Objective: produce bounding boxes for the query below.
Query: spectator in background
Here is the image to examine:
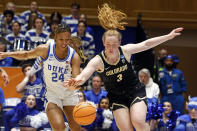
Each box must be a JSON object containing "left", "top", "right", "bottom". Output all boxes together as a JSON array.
[
  {"left": 0, "top": 10, "right": 14, "bottom": 37},
  {"left": 0, "top": 2, "right": 21, "bottom": 24},
  {"left": 157, "top": 101, "right": 180, "bottom": 131},
  {"left": 84, "top": 75, "right": 107, "bottom": 106},
  {"left": 62, "top": 2, "right": 80, "bottom": 32},
  {"left": 172, "top": 54, "right": 180, "bottom": 68},
  {"left": 175, "top": 97, "right": 197, "bottom": 131},
  {"left": 153, "top": 48, "right": 168, "bottom": 83},
  {"left": 4, "top": 94, "right": 48, "bottom": 131},
  {"left": 72, "top": 20, "right": 95, "bottom": 65},
  {"left": 139, "top": 68, "right": 160, "bottom": 99},
  {"left": 16, "top": 63, "right": 44, "bottom": 111},
  {"left": 0, "top": 41, "right": 13, "bottom": 66},
  {"left": 159, "top": 55, "right": 187, "bottom": 114},
  {"left": 158, "top": 49, "right": 168, "bottom": 69},
  {"left": 25, "top": 17, "right": 49, "bottom": 50},
  {"left": 20, "top": 1, "right": 47, "bottom": 27},
  {"left": 5, "top": 21, "right": 25, "bottom": 52},
  {"left": 72, "top": 13, "right": 94, "bottom": 36},
  {"left": 21, "top": 12, "right": 38, "bottom": 33},
  {"left": 47, "top": 11, "right": 62, "bottom": 33},
  {"left": 48, "top": 20, "right": 59, "bottom": 39},
  {"left": 84, "top": 97, "right": 119, "bottom": 131}
]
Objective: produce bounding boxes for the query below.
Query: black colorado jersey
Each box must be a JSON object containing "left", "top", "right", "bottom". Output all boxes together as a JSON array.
[{"left": 98, "top": 47, "right": 140, "bottom": 95}]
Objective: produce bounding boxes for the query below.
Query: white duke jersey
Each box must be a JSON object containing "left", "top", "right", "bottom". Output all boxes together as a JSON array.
[{"left": 42, "top": 41, "right": 75, "bottom": 99}]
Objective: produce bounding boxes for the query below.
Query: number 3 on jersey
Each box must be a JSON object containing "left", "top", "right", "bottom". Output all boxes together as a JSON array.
[
  {"left": 117, "top": 74, "right": 122, "bottom": 82},
  {"left": 52, "top": 72, "right": 64, "bottom": 82}
]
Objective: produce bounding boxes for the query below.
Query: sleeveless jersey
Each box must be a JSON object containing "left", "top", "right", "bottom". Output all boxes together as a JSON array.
[
  {"left": 98, "top": 47, "right": 140, "bottom": 95},
  {"left": 42, "top": 41, "right": 75, "bottom": 98}
]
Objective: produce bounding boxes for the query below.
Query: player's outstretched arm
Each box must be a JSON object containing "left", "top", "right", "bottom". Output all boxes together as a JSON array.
[
  {"left": 122, "top": 27, "right": 183, "bottom": 55},
  {"left": 63, "top": 56, "right": 102, "bottom": 91},
  {"left": 0, "top": 44, "right": 48, "bottom": 60}
]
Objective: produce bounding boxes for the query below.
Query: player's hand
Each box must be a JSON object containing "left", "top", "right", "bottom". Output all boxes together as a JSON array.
[
  {"left": 0, "top": 52, "right": 9, "bottom": 60},
  {"left": 63, "top": 78, "right": 81, "bottom": 92},
  {"left": 168, "top": 27, "right": 184, "bottom": 40},
  {"left": 1, "top": 71, "right": 9, "bottom": 86}
]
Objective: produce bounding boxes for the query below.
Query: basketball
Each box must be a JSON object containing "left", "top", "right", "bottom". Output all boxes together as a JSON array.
[{"left": 73, "top": 102, "right": 96, "bottom": 125}]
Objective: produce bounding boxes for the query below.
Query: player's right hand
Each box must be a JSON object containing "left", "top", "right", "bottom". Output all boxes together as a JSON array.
[{"left": 63, "top": 78, "right": 81, "bottom": 92}]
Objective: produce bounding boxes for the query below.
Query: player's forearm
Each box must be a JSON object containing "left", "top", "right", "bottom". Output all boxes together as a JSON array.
[
  {"left": 3, "top": 51, "right": 36, "bottom": 60},
  {"left": 75, "top": 70, "right": 93, "bottom": 86},
  {"left": 75, "top": 74, "right": 88, "bottom": 85},
  {"left": 16, "top": 77, "right": 29, "bottom": 93},
  {"left": 142, "top": 34, "right": 171, "bottom": 49}
]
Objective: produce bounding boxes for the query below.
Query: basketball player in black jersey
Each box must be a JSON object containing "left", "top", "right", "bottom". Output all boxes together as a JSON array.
[{"left": 64, "top": 3, "right": 183, "bottom": 131}]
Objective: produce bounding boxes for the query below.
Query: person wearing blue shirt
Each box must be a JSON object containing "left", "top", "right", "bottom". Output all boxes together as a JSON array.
[
  {"left": 72, "top": 13, "right": 94, "bottom": 36},
  {"left": 5, "top": 21, "right": 26, "bottom": 52},
  {"left": 159, "top": 55, "right": 187, "bottom": 114},
  {"left": 25, "top": 17, "right": 49, "bottom": 50},
  {"left": 0, "top": 88, "right": 5, "bottom": 111},
  {"left": 0, "top": 2, "right": 21, "bottom": 24},
  {"left": 0, "top": 10, "right": 14, "bottom": 37},
  {"left": 175, "top": 97, "right": 197, "bottom": 131},
  {"left": 84, "top": 75, "right": 107, "bottom": 105},
  {"left": 61, "top": 2, "right": 80, "bottom": 32},
  {"left": 20, "top": 1, "right": 47, "bottom": 28},
  {"left": 72, "top": 20, "right": 95, "bottom": 65},
  {"left": 16, "top": 63, "right": 44, "bottom": 111},
  {"left": 0, "top": 67, "right": 9, "bottom": 110},
  {"left": 4, "top": 94, "right": 48, "bottom": 131},
  {"left": 0, "top": 41, "right": 13, "bottom": 66}
]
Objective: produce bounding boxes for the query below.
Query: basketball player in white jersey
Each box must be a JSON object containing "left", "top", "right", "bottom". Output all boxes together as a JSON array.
[{"left": 0, "top": 24, "right": 81, "bottom": 131}]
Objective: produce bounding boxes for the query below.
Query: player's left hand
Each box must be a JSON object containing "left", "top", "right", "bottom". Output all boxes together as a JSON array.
[
  {"left": 168, "top": 27, "right": 184, "bottom": 40},
  {"left": 0, "top": 52, "right": 9, "bottom": 60}
]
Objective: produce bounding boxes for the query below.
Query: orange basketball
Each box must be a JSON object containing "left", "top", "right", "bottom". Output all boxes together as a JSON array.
[{"left": 73, "top": 102, "right": 96, "bottom": 125}]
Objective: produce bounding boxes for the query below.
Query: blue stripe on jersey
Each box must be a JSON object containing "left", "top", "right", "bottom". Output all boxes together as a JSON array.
[
  {"left": 70, "top": 49, "right": 75, "bottom": 62},
  {"left": 42, "top": 42, "right": 51, "bottom": 61},
  {"left": 28, "top": 31, "right": 36, "bottom": 36},
  {"left": 53, "top": 43, "right": 70, "bottom": 62}
]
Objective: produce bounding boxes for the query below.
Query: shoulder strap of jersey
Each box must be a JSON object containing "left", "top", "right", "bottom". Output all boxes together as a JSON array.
[
  {"left": 99, "top": 51, "right": 107, "bottom": 66},
  {"left": 67, "top": 45, "right": 75, "bottom": 62},
  {"left": 42, "top": 41, "right": 53, "bottom": 61},
  {"left": 119, "top": 47, "right": 124, "bottom": 56}
]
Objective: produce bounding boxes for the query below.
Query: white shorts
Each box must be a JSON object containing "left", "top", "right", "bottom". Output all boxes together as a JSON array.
[{"left": 45, "top": 90, "right": 79, "bottom": 111}]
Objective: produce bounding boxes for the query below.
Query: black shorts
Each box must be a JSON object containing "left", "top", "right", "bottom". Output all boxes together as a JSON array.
[{"left": 107, "top": 83, "right": 147, "bottom": 111}]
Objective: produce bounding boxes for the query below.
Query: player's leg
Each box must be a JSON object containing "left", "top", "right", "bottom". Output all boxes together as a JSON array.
[
  {"left": 113, "top": 105, "right": 133, "bottom": 131},
  {"left": 63, "top": 106, "right": 81, "bottom": 131},
  {"left": 130, "top": 101, "right": 150, "bottom": 131},
  {"left": 46, "top": 102, "right": 66, "bottom": 131}
]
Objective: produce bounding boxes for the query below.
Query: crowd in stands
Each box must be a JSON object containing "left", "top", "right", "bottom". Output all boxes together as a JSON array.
[{"left": 0, "top": 1, "right": 196, "bottom": 131}]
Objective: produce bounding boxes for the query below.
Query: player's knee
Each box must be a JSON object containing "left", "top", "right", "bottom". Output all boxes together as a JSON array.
[
  {"left": 50, "top": 120, "right": 66, "bottom": 130},
  {"left": 132, "top": 117, "right": 146, "bottom": 128}
]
